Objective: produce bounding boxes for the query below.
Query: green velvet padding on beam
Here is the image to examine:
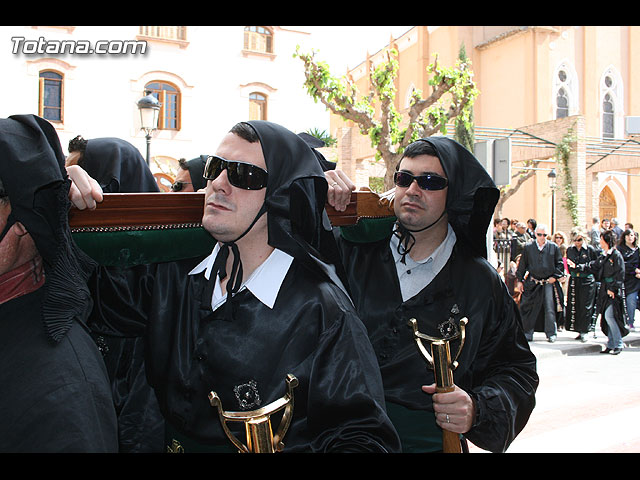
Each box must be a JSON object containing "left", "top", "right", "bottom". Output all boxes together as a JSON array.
[
  {"left": 72, "top": 227, "right": 217, "bottom": 267},
  {"left": 339, "top": 216, "right": 397, "bottom": 244}
]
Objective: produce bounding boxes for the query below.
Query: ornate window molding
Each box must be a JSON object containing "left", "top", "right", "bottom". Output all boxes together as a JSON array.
[
  {"left": 553, "top": 60, "right": 579, "bottom": 119},
  {"left": 600, "top": 66, "right": 624, "bottom": 139}
]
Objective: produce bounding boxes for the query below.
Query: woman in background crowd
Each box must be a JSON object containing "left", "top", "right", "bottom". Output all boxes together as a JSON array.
[
  {"left": 566, "top": 229, "right": 599, "bottom": 342},
  {"left": 553, "top": 231, "right": 569, "bottom": 331},
  {"left": 568, "top": 230, "right": 629, "bottom": 355},
  {"left": 618, "top": 229, "right": 640, "bottom": 331}
]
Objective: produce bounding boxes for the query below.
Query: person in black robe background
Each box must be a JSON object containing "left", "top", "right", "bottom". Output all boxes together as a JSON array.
[
  {"left": 84, "top": 121, "right": 401, "bottom": 452},
  {"left": 568, "top": 230, "right": 629, "bottom": 354},
  {"left": 172, "top": 156, "right": 208, "bottom": 192},
  {"left": 0, "top": 114, "right": 117, "bottom": 452},
  {"left": 516, "top": 224, "right": 564, "bottom": 342},
  {"left": 618, "top": 229, "right": 640, "bottom": 330},
  {"left": 66, "top": 135, "right": 160, "bottom": 193},
  {"left": 66, "top": 135, "right": 166, "bottom": 452},
  {"left": 326, "top": 137, "right": 538, "bottom": 453},
  {"left": 566, "top": 229, "right": 599, "bottom": 341}
]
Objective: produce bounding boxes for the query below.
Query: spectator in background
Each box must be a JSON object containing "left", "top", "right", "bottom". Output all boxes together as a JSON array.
[
  {"left": 510, "top": 222, "right": 531, "bottom": 262},
  {"left": 611, "top": 218, "right": 624, "bottom": 240},
  {"left": 590, "top": 216, "right": 601, "bottom": 250},
  {"left": 526, "top": 218, "right": 537, "bottom": 239},
  {"left": 601, "top": 218, "right": 611, "bottom": 233},
  {"left": 500, "top": 218, "right": 512, "bottom": 239},
  {"left": 509, "top": 218, "right": 518, "bottom": 236}
]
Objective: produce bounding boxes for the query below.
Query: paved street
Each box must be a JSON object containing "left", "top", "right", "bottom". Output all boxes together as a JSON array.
[{"left": 468, "top": 327, "right": 640, "bottom": 453}]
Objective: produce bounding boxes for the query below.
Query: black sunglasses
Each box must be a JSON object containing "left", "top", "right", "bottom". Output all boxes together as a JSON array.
[
  {"left": 536, "top": 233, "right": 547, "bottom": 237},
  {"left": 393, "top": 171, "right": 448, "bottom": 191},
  {"left": 203, "top": 155, "right": 268, "bottom": 190},
  {"left": 170, "top": 181, "right": 191, "bottom": 192}
]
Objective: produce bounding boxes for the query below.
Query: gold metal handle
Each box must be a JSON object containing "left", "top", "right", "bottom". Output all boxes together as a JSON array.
[
  {"left": 408, "top": 317, "right": 468, "bottom": 453},
  {"left": 208, "top": 374, "right": 298, "bottom": 453}
]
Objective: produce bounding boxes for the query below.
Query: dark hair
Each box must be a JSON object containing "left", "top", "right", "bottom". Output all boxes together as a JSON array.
[
  {"left": 230, "top": 122, "right": 260, "bottom": 143},
  {"left": 397, "top": 140, "right": 439, "bottom": 170},
  {"left": 178, "top": 158, "right": 188, "bottom": 171},
  {"left": 601, "top": 229, "right": 617, "bottom": 249},
  {"left": 68, "top": 135, "right": 88, "bottom": 153},
  {"left": 620, "top": 229, "right": 637, "bottom": 248},
  {"left": 527, "top": 218, "right": 537, "bottom": 229}
]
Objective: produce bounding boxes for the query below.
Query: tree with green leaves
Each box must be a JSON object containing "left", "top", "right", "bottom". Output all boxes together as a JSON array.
[
  {"left": 453, "top": 44, "right": 475, "bottom": 152},
  {"left": 294, "top": 46, "right": 478, "bottom": 189}
]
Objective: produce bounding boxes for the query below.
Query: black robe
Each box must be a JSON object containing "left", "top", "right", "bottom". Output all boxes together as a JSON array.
[
  {"left": 88, "top": 256, "right": 401, "bottom": 452},
  {"left": 516, "top": 241, "right": 564, "bottom": 334},
  {"left": 336, "top": 231, "right": 538, "bottom": 453},
  {"left": 577, "top": 249, "right": 629, "bottom": 339},
  {"left": 618, "top": 244, "right": 640, "bottom": 295},
  {"left": 78, "top": 137, "right": 164, "bottom": 452},
  {"left": 81, "top": 137, "right": 160, "bottom": 193},
  {"left": 566, "top": 244, "right": 599, "bottom": 334},
  {"left": 0, "top": 287, "right": 118, "bottom": 452},
  {"left": 0, "top": 114, "right": 118, "bottom": 452}
]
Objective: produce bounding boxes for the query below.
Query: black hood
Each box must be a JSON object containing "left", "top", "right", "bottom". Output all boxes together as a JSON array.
[
  {"left": 82, "top": 137, "right": 159, "bottom": 193},
  {"left": 184, "top": 155, "right": 208, "bottom": 191},
  {"left": 0, "top": 114, "right": 97, "bottom": 342},
  {"left": 244, "top": 121, "right": 342, "bottom": 273},
  {"left": 207, "top": 121, "right": 347, "bottom": 319},
  {"left": 297, "top": 132, "right": 336, "bottom": 171},
  {"left": 416, "top": 136, "right": 499, "bottom": 259}
]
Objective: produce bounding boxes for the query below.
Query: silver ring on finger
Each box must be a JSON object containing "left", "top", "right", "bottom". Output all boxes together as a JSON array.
[{"left": 445, "top": 414, "right": 450, "bottom": 423}]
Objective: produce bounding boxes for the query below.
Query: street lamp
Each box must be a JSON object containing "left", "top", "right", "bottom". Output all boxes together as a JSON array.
[
  {"left": 548, "top": 168, "right": 557, "bottom": 233},
  {"left": 137, "top": 90, "right": 161, "bottom": 165}
]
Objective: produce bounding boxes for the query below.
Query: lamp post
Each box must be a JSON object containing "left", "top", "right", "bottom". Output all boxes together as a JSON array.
[
  {"left": 137, "top": 90, "right": 161, "bottom": 165},
  {"left": 548, "top": 168, "right": 557, "bottom": 233}
]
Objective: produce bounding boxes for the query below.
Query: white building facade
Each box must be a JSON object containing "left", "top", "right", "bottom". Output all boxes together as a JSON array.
[{"left": 1, "top": 26, "right": 328, "bottom": 178}]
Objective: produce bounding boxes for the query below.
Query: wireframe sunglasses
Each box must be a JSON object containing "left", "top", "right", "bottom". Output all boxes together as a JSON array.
[
  {"left": 393, "top": 171, "right": 448, "bottom": 191},
  {"left": 203, "top": 155, "right": 268, "bottom": 190}
]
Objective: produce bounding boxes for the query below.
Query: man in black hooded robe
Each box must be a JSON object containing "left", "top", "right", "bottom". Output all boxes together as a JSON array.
[
  {"left": 86, "top": 121, "right": 401, "bottom": 452},
  {"left": 516, "top": 223, "right": 564, "bottom": 342},
  {"left": 172, "top": 156, "right": 208, "bottom": 192},
  {"left": 327, "top": 137, "right": 538, "bottom": 453},
  {"left": 0, "top": 114, "right": 118, "bottom": 452},
  {"left": 67, "top": 134, "right": 166, "bottom": 453},
  {"left": 67, "top": 135, "right": 160, "bottom": 193}
]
